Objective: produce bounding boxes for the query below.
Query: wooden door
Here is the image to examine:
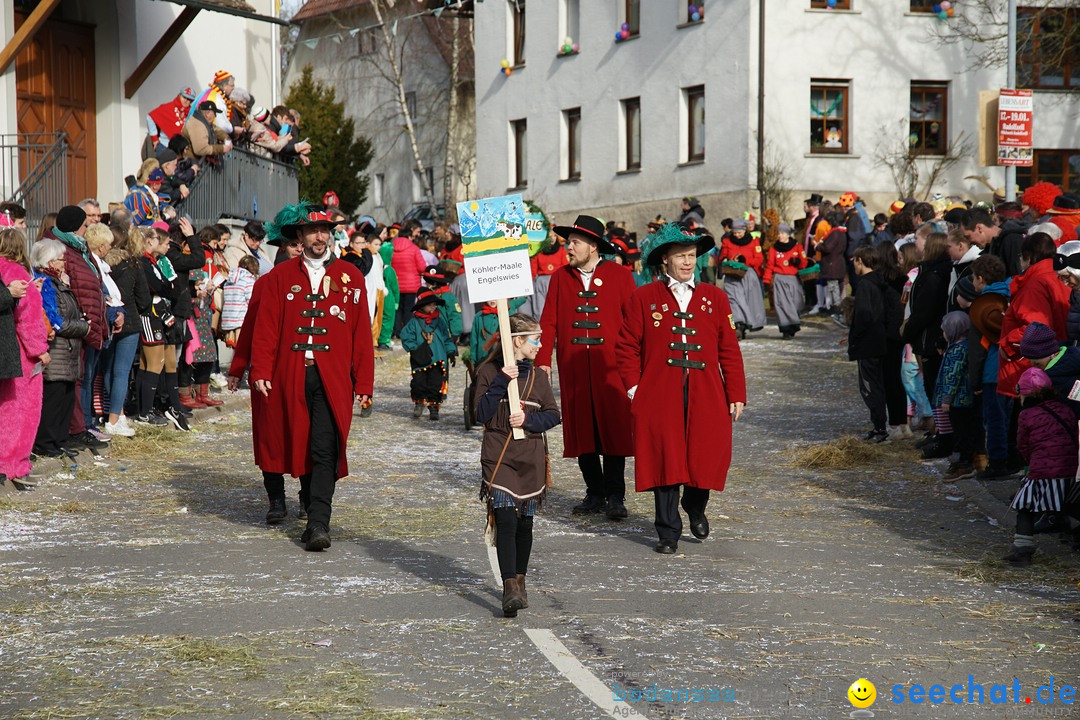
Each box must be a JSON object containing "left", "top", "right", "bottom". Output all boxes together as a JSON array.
[{"left": 15, "top": 13, "right": 96, "bottom": 202}]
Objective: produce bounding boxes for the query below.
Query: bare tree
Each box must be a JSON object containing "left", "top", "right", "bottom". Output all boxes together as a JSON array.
[
  {"left": 931, "top": 0, "right": 1079, "bottom": 76},
  {"left": 874, "top": 120, "right": 975, "bottom": 200},
  {"left": 758, "top": 140, "right": 796, "bottom": 222},
  {"left": 370, "top": 0, "right": 438, "bottom": 216}
]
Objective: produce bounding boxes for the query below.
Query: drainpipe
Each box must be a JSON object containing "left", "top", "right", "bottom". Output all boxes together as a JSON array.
[{"left": 756, "top": 0, "right": 766, "bottom": 212}]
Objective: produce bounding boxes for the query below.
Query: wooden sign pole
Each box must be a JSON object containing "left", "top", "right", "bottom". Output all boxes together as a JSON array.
[{"left": 496, "top": 297, "right": 525, "bottom": 440}]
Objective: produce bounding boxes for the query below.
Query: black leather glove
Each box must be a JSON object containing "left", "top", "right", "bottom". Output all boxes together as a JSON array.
[
  {"left": 734, "top": 255, "right": 746, "bottom": 264},
  {"left": 790, "top": 257, "right": 802, "bottom": 269},
  {"left": 449, "top": 353, "right": 457, "bottom": 368}
]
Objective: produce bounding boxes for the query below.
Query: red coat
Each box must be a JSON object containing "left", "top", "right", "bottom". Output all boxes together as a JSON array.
[
  {"left": 391, "top": 237, "right": 427, "bottom": 294},
  {"left": 761, "top": 242, "right": 808, "bottom": 284},
  {"left": 148, "top": 97, "right": 189, "bottom": 143},
  {"left": 616, "top": 280, "right": 747, "bottom": 492},
  {"left": 531, "top": 246, "right": 569, "bottom": 277},
  {"left": 536, "top": 260, "right": 636, "bottom": 458},
  {"left": 719, "top": 236, "right": 764, "bottom": 276},
  {"left": 997, "top": 258, "right": 1071, "bottom": 397},
  {"left": 249, "top": 256, "right": 375, "bottom": 478},
  {"left": 228, "top": 277, "right": 273, "bottom": 469}
]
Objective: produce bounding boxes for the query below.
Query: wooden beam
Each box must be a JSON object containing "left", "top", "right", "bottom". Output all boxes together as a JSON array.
[
  {"left": 124, "top": 7, "right": 200, "bottom": 99},
  {"left": 0, "top": 0, "right": 62, "bottom": 76}
]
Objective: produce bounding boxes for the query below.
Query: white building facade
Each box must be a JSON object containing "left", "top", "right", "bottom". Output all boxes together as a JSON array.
[
  {"left": 0, "top": 0, "right": 280, "bottom": 209},
  {"left": 474, "top": 0, "right": 1080, "bottom": 228},
  {"left": 287, "top": 0, "right": 476, "bottom": 224}
]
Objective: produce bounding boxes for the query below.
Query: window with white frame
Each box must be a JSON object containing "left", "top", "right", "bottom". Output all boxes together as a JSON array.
[
  {"left": 510, "top": 118, "right": 528, "bottom": 188},
  {"left": 558, "top": 0, "right": 580, "bottom": 52},
  {"left": 680, "top": 85, "right": 705, "bottom": 163},
  {"left": 620, "top": 97, "right": 641, "bottom": 171},
  {"left": 909, "top": 81, "right": 948, "bottom": 154},
  {"left": 508, "top": 0, "right": 526, "bottom": 67},
  {"left": 562, "top": 108, "right": 582, "bottom": 180},
  {"left": 618, "top": 0, "right": 640, "bottom": 37},
  {"left": 373, "top": 173, "right": 385, "bottom": 207}
]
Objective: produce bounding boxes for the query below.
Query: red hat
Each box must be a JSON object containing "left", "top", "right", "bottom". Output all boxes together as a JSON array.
[
  {"left": 322, "top": 190, "right": 340, "bottom": 207},
  {"left": 212, "top": 70, "right": 233, "bottom": 85}
]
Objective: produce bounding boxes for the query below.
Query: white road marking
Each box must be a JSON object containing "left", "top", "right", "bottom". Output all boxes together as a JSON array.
[
  {"left": 484, "top": 528, "right": 648, "bottom": 717},
  {"left": 525, "top": 628, "right": 650, "bottom": 719}
]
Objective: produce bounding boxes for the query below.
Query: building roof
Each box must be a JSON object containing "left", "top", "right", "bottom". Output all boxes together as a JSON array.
[
  {"left": 292, "top": 0, "right": 474, "bottom": 22},
  {"left": 163, "top": 0, "right": 290, "bottom": 26},
  {"left": 291, "top": 0, "right": 367, "bottom": 22}
]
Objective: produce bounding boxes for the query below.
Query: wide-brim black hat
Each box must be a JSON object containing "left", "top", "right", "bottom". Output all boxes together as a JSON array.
[
  {"left": 412, "top": 289, "right": 445, "bottom": 311},
  {"left": 553, "top": 214, "right": 617, "bottom": 254}
]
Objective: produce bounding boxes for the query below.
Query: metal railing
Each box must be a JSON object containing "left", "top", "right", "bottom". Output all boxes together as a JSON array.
[
  {"left": 0, "top": 132, "right": 68, "bottom": 241},
  {"left": 174, "top": 145, "right": 299, "bottom": 228}
]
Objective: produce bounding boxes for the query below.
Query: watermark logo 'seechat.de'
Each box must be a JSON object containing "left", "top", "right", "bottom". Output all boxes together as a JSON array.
[{"left": 845, "top": 676, "right": 1079, "bottom": 717}]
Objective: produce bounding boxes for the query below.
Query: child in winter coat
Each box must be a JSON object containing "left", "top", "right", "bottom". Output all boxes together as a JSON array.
[
  {"left": 933, "top": 311, "right": 975, "bottom": 478},
  {"left": 400, "top": 288, "right": 456, "bottom": 420},
  {"left": 220, "top": 255, "right": 260, "bottom": 343},
  {"left": 469, "top": 297, "right": 527, "bottom": 365},
  {"left": 965, "top": 255, "right": 1012, "bottom": 479},
  {"left": 1005, "top": 367, "right": 1079, "bottom": 566},
  {"left": 474, "top": 313, "right": 561, "bottom": 617}
]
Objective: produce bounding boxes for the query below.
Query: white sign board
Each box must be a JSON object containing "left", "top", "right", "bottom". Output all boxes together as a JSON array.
[{"left": 463, "top": 249, "right": 533, "bottom": 305}]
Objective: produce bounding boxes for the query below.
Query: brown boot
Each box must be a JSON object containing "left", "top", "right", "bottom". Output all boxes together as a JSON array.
[
  {"left": 502, "top": 577, "right": 524, "bottom": 617},
  {"left": 197, "top": 383, "right": 224, "bottom": 407},
  {"left": 516, "top": 573, "right": 528, "bottom": 608},
  {"left": 178, "top": 386, "right": 206, "bottom": 409}
]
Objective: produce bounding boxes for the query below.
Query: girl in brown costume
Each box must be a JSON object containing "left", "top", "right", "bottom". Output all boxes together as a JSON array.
[{"left": 474, "top": 313, "right": 561, "bottom": 617}]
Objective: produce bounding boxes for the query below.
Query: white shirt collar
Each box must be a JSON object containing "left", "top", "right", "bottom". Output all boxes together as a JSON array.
[
  {"left": 666, "top": 274, "right": 696, "bottom": 290},
  {"left": 303, "top": 249, "right": 332, "bottom": 271}
]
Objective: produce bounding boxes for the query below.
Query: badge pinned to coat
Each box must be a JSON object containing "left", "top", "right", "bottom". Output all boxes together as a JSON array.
[{"left": 290, "top": 284, "right": 302, "bottom": 293}]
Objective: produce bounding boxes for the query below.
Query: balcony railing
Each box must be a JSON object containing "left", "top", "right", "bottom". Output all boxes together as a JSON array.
[
  {"left": 174, "top": 145, "right": 299, "bottom": 228},
  {"left": 0, "top": 131, "right": 68, "bottom": 242}
]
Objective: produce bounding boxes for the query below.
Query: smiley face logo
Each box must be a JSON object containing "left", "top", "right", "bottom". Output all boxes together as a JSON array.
[{"left": 847, "top": 679, "right": 876, "bottom": 709}]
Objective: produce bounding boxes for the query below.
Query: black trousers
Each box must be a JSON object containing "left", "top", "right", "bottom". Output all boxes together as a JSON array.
[
  {"left": 263, "top": 470, "right": 285, "bottom": 499},
  {"left": 883, "top": 342, "right": 907, "bottom": 426},
  {"left": 37, "top": 380, "right": 75, "bottom": 450},
  {"left": 653, "top": 485, "right": 710, "bottom": 543},
  {"left": 948, "top": 406, "right": 978, "bottom": 464},
  {"left": 394, "top": 293, "right": 416, "bottom": 336},
  {"left": 300, "top": 364, "right": 340, "bottom": 530},
  {"left": 578, "top": 453, "right": 626, "bottom": 501},
  {"left": 493, "top": 507, "right": 534, "bottom": 580},
  {"left": 857, "top": 356, "right": 888, "bottom": 432}
]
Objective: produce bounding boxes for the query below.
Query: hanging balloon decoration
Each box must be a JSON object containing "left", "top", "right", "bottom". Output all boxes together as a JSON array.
[
  {"left": 688, "top": 3, "right": 704, "bottom": 22},
  {"left": 932, "top": 1, "right": 956, "bottom": 20},
  {"left": 559, "top": 35, "right": 578, "bottom": 56},
  {"left": 826, "top": 0, "right": 837, "bottom": 8},
  {"left": 500, "top": 58, "right": 512, "bottom": 77},
  {"left": 615, "top": 22, "right": 631, "bottom": 42}
]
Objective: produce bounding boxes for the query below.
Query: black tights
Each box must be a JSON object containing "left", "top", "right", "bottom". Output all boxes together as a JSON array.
[{"left": 494, "top": 507, "right": 534, "bottom": 581}]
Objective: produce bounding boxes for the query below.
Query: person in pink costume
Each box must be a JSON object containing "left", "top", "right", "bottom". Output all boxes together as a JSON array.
[{"left": 0, "top": 239, "right": 50, "bottom": 484}]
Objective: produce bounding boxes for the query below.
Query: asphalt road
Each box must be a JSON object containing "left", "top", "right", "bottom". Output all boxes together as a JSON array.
[{"left": 2, "top": 317, "right": 1078, "bottom": 720}]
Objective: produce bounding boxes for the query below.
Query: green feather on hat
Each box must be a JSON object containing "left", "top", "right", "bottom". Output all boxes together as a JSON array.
[{"left": 266, "top": 200, "right": 314, "bottom": 246}]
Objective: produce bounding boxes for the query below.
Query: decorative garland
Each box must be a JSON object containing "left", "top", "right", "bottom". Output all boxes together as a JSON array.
[{"left": 810, "top": 92, "right": 844, "bottom": 118}]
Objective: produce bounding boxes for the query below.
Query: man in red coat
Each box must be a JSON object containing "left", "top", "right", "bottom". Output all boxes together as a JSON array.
[
  {"left": 227, "top": 232, "right": 304, "bottom": 524},
  {"left": 249, "top": 204, "right": 375, "bottom": 551},
  {"left": 616, "top": 223, "right": 747, "bottom": 554},
  {"left": 537, "top": 215, "right": 636, "bottom": 520}
]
